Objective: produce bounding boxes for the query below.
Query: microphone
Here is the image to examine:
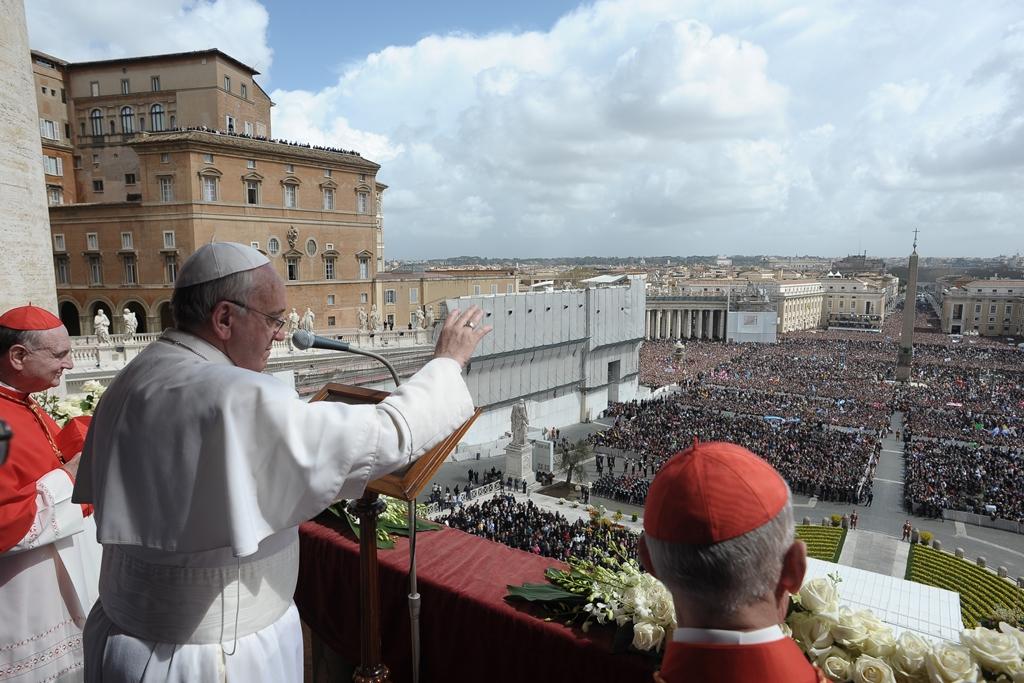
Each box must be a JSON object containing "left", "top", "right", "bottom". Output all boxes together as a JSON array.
[
  {"left": 291, "top": 330, "right": 400, "bottom": 387},
  {"left": 292, "top": 329, "right": 350, "bottom": 352}
]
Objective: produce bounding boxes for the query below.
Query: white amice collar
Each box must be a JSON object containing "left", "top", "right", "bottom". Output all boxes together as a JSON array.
[{"left": 673, "top": 624, "right": 785, "bottom": 646}]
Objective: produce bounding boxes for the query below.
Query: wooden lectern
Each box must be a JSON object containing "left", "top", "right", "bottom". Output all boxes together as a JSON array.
[{"left": 310, "top": 383, "right": 481, "bottom": 683}]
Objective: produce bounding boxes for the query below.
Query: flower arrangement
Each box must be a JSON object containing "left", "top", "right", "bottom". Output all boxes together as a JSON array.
[
  {"left": 790, "top": 576, "right": 1024, "bottom": 682},
  {"left": 33, "top": 380, "right": 106, "bottom": 426},
  {"left": 327, "top": 496, "right": 438, "bottom": 549}
]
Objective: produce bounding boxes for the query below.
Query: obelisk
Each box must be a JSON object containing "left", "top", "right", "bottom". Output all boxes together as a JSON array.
[
  {"left": 0, "top": 0, "right": 58, "bottom": 312},
  {"left": 896, "top": 230, "right": 919, "bottom": 382}
]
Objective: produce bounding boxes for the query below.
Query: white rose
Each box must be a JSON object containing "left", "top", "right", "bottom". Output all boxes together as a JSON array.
[
  {"left": 1000, "top": 623, "right": 1024, "bottom": 654},
  {"left": 815, "top": 646, "right": 853, "bottom": 682},
  {"left": 631, "top": 621, "right": 665, "bottom": 652},
  {"left": 960, "top": 626, "right": 1023, "bottom": 675},
  {"left": 852, "top": 654, "right": 896, "bottom": 683},
  {"left": 861, "top": 626, "right": 897, "bottom": 659},
  {"left": 925, "top": 643, "right": 982, "bottom": 683},
  {"left": 889, "top": 631, "right": 929, "bottom": 682},
  {"left": 800, "top": 578, "right": 840, "bottom": 615},
  {"left": 792, "top": 612, "right": 836, "bottom": 659},
  {"left": 831, "top": 608, "right": 870, "bottom": 650}
]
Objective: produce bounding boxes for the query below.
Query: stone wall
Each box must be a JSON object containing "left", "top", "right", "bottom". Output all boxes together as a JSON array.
[{"left": 0, "top": 0, "right": 58, "bottom": 312}]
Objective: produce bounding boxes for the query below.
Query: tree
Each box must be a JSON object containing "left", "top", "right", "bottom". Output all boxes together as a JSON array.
[{"left": 556, "top": 439, "right": 591, "bottom": 491}]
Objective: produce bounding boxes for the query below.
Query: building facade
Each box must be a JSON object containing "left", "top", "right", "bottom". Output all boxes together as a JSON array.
[
  {"left": 374, "top": 269, "right": 518, "bottom": 330},
  {"left": 940, "top": 279, "right": 1024, "bottom": 336}
]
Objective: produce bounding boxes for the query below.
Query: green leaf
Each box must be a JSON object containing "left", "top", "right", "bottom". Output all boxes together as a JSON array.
[{"left": 506, "top": 582, "right": 587, "bottom": 603}]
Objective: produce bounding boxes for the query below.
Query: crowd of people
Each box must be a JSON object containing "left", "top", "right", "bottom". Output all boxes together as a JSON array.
[{"left": 436, "top": 494, "right": 639, "bottom": 562}]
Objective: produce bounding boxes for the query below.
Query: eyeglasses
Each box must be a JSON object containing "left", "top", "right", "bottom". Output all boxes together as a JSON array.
[{"left": 226, "top": 300, "right": 286, "bottom": 335}]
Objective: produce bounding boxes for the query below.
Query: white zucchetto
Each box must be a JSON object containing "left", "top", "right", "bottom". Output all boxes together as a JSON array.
[{"left": 175, "top": 242, "right": 270, "bottom": 288}]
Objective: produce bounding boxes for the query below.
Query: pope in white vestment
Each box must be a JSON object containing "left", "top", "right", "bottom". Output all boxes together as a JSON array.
[{"left": 74, "top": 328, "right": 475, "bottom": 682}]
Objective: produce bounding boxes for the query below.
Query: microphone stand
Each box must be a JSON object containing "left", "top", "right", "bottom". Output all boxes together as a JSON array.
[{"left": 298, "top": 333, "right": 420, "bottom": 683}]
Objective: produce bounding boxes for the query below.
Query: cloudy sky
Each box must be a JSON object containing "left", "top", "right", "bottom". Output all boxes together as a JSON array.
[{"left": 27, "top": 0, "right": 1024, "bottom": 259}]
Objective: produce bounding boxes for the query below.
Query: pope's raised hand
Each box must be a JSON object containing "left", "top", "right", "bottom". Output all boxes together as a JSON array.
[{"left": 433, "top": 306, "right": 492, "bottom": 368}]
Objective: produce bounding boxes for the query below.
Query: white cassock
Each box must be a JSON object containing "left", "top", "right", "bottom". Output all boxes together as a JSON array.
[
  {"left": 74, "top": 329, "right": 475, "bottom": 682},
  {"left": 0, "top": 471, "right": 101, "bottom": 682}
]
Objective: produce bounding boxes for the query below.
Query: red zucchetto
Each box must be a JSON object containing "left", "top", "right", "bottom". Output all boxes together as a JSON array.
[
  {"left": 0, "top": 305, "right": 62, "bottom": 331},
  {"left": 644, "top": 441, "right": 789, "bottom": 544}
]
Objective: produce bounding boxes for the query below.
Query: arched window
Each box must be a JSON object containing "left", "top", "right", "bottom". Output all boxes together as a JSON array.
[
  {"left": 90, "top": 108, "right": 103, "bottom": 136},
  {"left": 150, "top": 104, "right": 164, "bottom": 132},
  {"left": 267, "top": 237, "right": 280, "bottom": 254},
  {"left": 120, "top": 106, "right": 134, "bottom": 133}
]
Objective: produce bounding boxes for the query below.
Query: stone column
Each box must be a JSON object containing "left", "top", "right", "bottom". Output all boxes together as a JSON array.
[
  {"left": 645, "top": 310, "right": 652, "bottom": 339},
  {"left": 655, "top": 310, "right": 663, "bottom": 339},
  {"left": 684, "top": 309, "right": 691, "bottom": 339},
  {"left": 671, "top": 310, "right": 679, "bottom": 339},
  {"left": 0, "top": 0, "right": 58, "bottom": 313},
  {"left": 695, "top": 309, "right": 704, "bottom": 339}
]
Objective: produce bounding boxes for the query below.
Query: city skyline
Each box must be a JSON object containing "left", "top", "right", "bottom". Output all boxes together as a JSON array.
[{"left": 26, "top": 0, "right": 1024, "bottom": 259}]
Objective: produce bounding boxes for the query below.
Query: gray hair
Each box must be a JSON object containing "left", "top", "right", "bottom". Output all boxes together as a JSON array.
[
  {"left": 0, "top": 328, "right": 46, "bottom": 355},
  {"left": 645, "top": 493, "right": 795, "bottom": 615},
  {"left": 171, "top": 269, "right": 255, "bottom": 332}
]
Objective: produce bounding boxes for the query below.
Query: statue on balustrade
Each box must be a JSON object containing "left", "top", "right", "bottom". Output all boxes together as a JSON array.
[
  {"left": 412, "top": 308, "right": 425, "bottom": 330},
  {"left": 94, "top": 308, "right": 111, "bottom": 344},
  {"left": 510, "top": 399, "right": 529, "bottom": 447},
  {"left": 286, "top": 308, "right": 300, "bottom": 352},
  {"left": 357, "top": 306, "right": 368, "bottom": 332},
  {"left": 369, "top": 304, "right": 382, "bottom": 332},
  {"left": 122, "top": 309, "right": 138, "bottom": 340},
  {"left": 300, "top": 307, "right": 315, "bottom": 333},
  {"left": 424, "top": 304, "right": 435, "bottom": 330}
]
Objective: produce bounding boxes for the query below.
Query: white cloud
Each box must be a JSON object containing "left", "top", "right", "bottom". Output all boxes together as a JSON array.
[{"left": 26, "top": 0, "right": 1024, "bottom": 257}]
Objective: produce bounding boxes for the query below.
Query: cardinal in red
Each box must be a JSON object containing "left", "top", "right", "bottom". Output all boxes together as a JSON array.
[
  {"left": 0, "top": 305, "right": 100, "bottom": 682},
  {"left": 640, "top": 440, "right": 827, "bottom": 683}
]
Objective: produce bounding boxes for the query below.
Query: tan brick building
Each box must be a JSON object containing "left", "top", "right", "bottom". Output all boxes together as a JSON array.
[
  {"left": 374, "top": 270, "right": 519, "bottom": 329},
  {"left": 941, "top": 279, "right": 1024, "bottom": 336}
]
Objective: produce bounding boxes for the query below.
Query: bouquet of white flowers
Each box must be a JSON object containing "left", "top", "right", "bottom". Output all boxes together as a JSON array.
[
  {"left": 789, "top": 576, "right": 1024, "bottom": 683},
  {"left": 33, "top": 380, "right": 106, "bottom": 426}
]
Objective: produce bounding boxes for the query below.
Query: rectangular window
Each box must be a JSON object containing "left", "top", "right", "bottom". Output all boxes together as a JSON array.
[
  {"left": 384, "top": 289, "right": 396, "bottom": 304},
  {"left": 386, "top": 314, "right": 395, "bottom": 327},
  {"left": 86, "top": 233, "right": 99, "bottom": 250},
  {"left": 507, "top": 284, "right": 515, "bottom": 293},
  {"left": 284, "top": 184, "right": 296, "bottom": 208},
  {"left": 55, "top": 258, "right": 69, "bottom": 285},
  {"left": 990, "top": 304, "right": 997, "bottom": 314},
  {"left": 357, "top": 192, "right": 368, "bottom": 213},
  {"left": 250, "top": 241, "right": 260, "bottom": 250},
  {"left": 39, "top": 118, "right": 58, "bottom": 140},
  {"left": 165, "top": 254, "right": 177, "bottom": 283},
  {"left": 90, "top": 81, "right": 99, "bottom": 96},
  {"left": 120, "top": 232, "right": 133, "bottom": 249},
  {"left": 246, "top": 159, "right": 256, "bottom": 169},
  {"left": 125, "top": 173, "right": 137, "bottom": 185},
  {"left": 203, "top": 153, "right": 214, "bottom": 163},
  {"left": 975, "top": 304, "right": 982, "bottom": 313},
  {"left": 324, "top": 169, "right": 332, "bottom": 177},
  {"left": 163, "top": 231, "right": 176, "bottom": 248},
  {"left": 92, "top": 179, "right": 104, "bottom": 192},
  {"left": 409, "top": 288, "right": 419, "bottom": 304},
  {"left": 327, "top": 295, "right": 335, "bottom": 305},
  {"left": 60, "top": 88, "right": 66, "bottom": 103},
  {"left": 123, "top": 254, "right": 137, "bottom": 284},
  {"left": 151, "top": 75, "right": 160, "bottom": 91},
  {"left": 286, "top": 257, "right": 298, "bottom": 281},
  {"left": 244, "top": 121, "right": 253, "bottom": 136},
  {"left": 224, "top": 75, "right": 231, "bottom": 91},
  {"left": 225, "top": 115, "right": 235, "bottom": 133},
  {"left": 322, "top": 188, "right": 334, "bottom": 210},
  {"left": 325, "top": 243, "right": 334, "bottom": 251},
  {"left": 245, "top": 180, "right": 259, "bottom": 205},
  {"left": 161, "top": 152, "right": 170, "bottom": 163},
  {"left": 324, "top": 258, "right": 336, "bottom": 280},
  {"left": 360, "top": 293, "right": 368, "bottom": 304},
  {"left": 490, "top": 285, "right": 498, "bottom": 295},
  {"left": 327, "top": 316, "right": 336, "bottom": 326},
  {"left": 359, "top": 259, "right": 369, "bottom": 279},
  {"left": 241, "top": 83, "right": 248, "bottom": 99},
  {"left": 64, "top": 122, "right": 71, "bottom": 139},
  {"left": 43, "top": 155, "right": 63, "bottom": 175},
  {"left": 73, "top": 155, "right": 82, "bottom": 169},
  {"left": 54, "top": 234, "right": 66, "bottom": 251},
  {"left": 473, "top": 285, "right": 482, "bottom": 295},
  {"left": 285, "top": 164, "right": 294, "bottom": 173},
  {"left": 121, "top": 78, "right": 130, "bottom": 94},
  {"left": 202, "top": 176, "right": 218, "bottom": 201},
  {"left": 159, "top": 176, "right": 173, "bottom": 202},
  {"left": 1007, "top": 305, "right": 1013, "bottom": 315},
  {"left": 89, "top": 256, "right": 102, "bottom": 284}
]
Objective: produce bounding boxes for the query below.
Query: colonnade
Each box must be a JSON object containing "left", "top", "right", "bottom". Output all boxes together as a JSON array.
[{"left": 644, "top": 307, "right": 727, "bottom": 341}]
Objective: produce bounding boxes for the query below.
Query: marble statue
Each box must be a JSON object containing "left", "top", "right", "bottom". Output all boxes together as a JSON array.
[
  {"left": 424, "top": 304, "right": 435, "bottom": 330},
  {"left": 94, "top": 308, "right": 111, "bottom": 344},
  {"left": 300, "top": 307, "right": 315, "bottom": 333},
  {"left": 412, "top": 308, "right": 424, "bottom": 330},
  {"left": 122, "top": 309, "right": 138, "bottom": 340},
  {"left": 286, "top": 308, "right": 300, "bottom": 352},
  {"left": 369, "top": 304, "right": 382, "bottom": 332},
  {"left": 286, "top": 225, "right": 298, "bottom": 250},
  {"left": 357, "top": 306, "right": 368, "bottom": 332},
  {"left": 510, "top": 399, "right": 529, "bottom": 447}
]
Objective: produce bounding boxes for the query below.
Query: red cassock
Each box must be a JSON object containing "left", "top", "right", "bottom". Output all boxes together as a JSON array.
[
  {"left": 654, "top": 638, "right": 827, "bottom": 683},
  {"left": 0, "top": 385, "right": 89, "bottom": 552}
]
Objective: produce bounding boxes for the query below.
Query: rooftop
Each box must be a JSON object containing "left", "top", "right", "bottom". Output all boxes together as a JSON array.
[{"left": 65, "top": 48, "right": 261, "bottom": 76}]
